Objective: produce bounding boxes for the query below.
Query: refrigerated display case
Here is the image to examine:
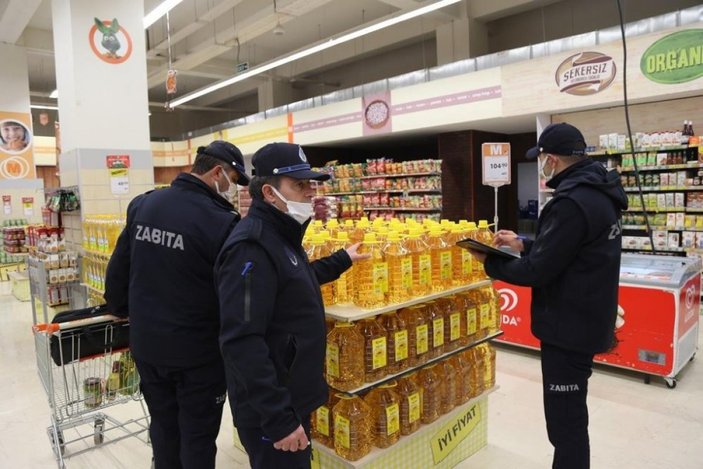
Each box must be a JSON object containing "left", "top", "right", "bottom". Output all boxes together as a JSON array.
[{"left": 494, "top": 253, "right": 700, "bottom": 388}]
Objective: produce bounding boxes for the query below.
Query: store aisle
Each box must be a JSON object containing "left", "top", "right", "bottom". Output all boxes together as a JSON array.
[{"left": 1, "top": 292, "right": 701, "bottom": 468}]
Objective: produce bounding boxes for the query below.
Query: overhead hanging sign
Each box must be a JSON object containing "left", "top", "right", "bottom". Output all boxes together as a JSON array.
[
  {"left": 555, "top": 51, "right": 616, "bottom": 95},
  {"left": 482, "top": 143, "right": 511, "bottom": 187},
  {"left": 641, "top": 29, "right": 703, "bottom": 84}
]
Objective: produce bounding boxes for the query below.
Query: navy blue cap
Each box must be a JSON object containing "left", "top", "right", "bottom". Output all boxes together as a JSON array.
[
  {"left": 526, "top": 123, "right": 587, "bottom": 159},
  {"left": 197, "top": 140, "right": 250, "bottom": 186},
  {"left": 252, "top": 143, "right": 330, "bottom": 181}
]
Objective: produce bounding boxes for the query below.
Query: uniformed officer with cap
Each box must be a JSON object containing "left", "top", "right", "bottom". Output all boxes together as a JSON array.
[
  {"left": 105, "top": 140, "right": 249, "bottom": 469},
  {"left": 215, "top": 142, "right": 368, "bottom": 469}
]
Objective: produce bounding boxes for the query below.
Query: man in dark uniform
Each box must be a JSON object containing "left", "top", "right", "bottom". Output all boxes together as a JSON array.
[
  {"left": 215, "top": 142, "right": 366, "bottom": 469},
  {"left": 104, "top": 140, "right": 250, "bottom": 469},
  {"left": 469, "top": 123, "right": 627, "bottom": 469}
]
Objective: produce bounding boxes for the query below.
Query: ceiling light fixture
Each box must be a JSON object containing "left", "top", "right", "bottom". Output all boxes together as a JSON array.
[
  {"left": 273, "top": 20, "right": 286, "bottom": 36},
  {"left": 144, "top": 0, "right": 184, "bottom": 29},
  {"left": 30, "top": 104, "right": 59, "bottom": 110},
  {"left": 171, "top": 0, "right": 462, "bottom": 107}
]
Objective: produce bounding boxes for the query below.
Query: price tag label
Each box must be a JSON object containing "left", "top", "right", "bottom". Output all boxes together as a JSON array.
[{"left": 482, "top": 143, "right": 511, "bottom": 187}]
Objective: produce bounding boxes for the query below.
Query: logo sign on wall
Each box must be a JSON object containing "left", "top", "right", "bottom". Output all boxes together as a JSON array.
[
  {"left": 641, "top": 29, "right": 703, "bottom": 84},
  {"left": 362, "top": 92, "right": 392, "bottom": 136},
  {"left": 555, "top": 51, "right": 616, "bottom": 95},
  {"left": 89, "top": 18, "right": 133, "bottom": 64},
  {"left": 0, "top": 112, "right": 35, "bottom": 180}
]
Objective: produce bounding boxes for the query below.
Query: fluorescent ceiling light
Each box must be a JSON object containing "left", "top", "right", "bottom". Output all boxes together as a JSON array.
[
  {"left": 144, "top": 0, "right": 183, "bottom": 29},
  {"left": 31, "top": 104, "right": 59, "bottom": 110},
  {"left": 49, "top": 89, "right": 58, "bottom": 99},
  {"left": 171, "top": 0, "right": 462, "bottom": 107}
]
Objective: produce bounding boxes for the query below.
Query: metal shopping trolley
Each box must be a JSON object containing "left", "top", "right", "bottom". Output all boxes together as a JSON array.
[{"left": 33, "top": 312, "right": 151, "bottom": 468}]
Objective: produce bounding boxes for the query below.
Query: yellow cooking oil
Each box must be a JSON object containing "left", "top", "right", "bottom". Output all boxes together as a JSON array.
[
  {"left": 333, "top": 394, "right": 373, "bottom": 461},
  {"left": 405, "top": 229, "right": 431, "bottom": 297},
  {"left": 377, "top": 311, "right": 409, "bottom": 375},
  {"left": 333, "top": 231, "right": 354, "bottom": 305},
  {"left": 359, "top": 318, "right": 388, "bottom": 383},
  {"left": 417, "top": 365, "right": 441, "bottom": 424},
  {"left": 326, "top": 322, "right": 365, "bottom": 391},
  {"left": 428, "top": 228, "right": 452, "bottom": 292},
  {"left": 363, "top": 381, "right": 401, "bottom": 448},
  {"left": 306, "top": 233, "right": 336, "bottom": 306},
  {"left": 396, "top": 376, "right": 422, "bottom": 436},
  {"left": 438, "top": 359, "right": 457, "bottom": 415},
  {"left": 449, "top": 224, "right": 473, "bottom": 286},
  {"left": 398, "top": 304, "right": 430, "bottom": 367},
  {"left": 353, "top": 233, "right": 387, "bottom": 309},
  {"left": 312, "top": 390, "right": 340, "bottom": 447},
  {"left": 425, "top": 300, "right": 445, "bottom": 359},
  {"left": 383, "top": 231, "right": 412, "bottom": 304}
]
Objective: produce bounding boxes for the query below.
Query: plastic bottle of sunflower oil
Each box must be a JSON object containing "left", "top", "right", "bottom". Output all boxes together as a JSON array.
[
  {"left": 383, "top": 231, "right": 412, "bottom": 304},
  {"left": 353, "top": 233, "right": 387, "bottom": 308},
  {"left": 404, "top": 229, "right": 431, "bottom": 297},
  {"left": 428, "top": 227, "right": 453, "bottom": 292},
  {"left": 333, "top": 231, "right": 354, "bottom": 305},
  {"left": 306, "top": 233, "right": 336, "bottom": 306}
]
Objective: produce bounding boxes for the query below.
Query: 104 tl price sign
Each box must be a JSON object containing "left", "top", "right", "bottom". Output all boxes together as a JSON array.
[{"left": 481, "top": 143, "right": 511, "bottom": 187}]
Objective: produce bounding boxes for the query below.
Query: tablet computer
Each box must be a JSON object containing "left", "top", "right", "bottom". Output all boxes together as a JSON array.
[{"left": 456, "top": 238, "right": 521, "bottom": 259}]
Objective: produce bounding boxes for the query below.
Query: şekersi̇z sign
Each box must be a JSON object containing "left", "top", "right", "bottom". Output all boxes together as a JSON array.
[{"left": 641, "top": 29, "right": 703, "bottom": 84}]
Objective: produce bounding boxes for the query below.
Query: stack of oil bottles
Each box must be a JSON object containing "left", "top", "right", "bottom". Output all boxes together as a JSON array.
[
  {"left": 305, "top": 217, "right": 501, "bottom": 461},
  {"left": 81, "top": 215, "right": 125, "bottom": 305}
]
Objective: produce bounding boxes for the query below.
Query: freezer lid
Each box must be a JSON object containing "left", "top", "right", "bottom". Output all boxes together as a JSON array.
[{"left": 619, "top": 253, "right": 702, "bottom": 288}]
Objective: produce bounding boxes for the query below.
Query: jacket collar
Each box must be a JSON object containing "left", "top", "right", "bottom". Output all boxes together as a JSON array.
[
  {"left": 248, "top": 198, "right": 309, "bottom": 246},
  {"left": 172, "top": 173, "right": 236, "bottom": 212}
]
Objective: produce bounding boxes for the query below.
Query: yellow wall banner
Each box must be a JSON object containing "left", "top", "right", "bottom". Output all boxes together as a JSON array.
[{"left": 430, "top": 403, "right": 481, "bottom": 464}]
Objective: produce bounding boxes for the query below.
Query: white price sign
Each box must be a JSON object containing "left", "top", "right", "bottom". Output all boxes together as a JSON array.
[{"left": 482, "top": 143, "right": 511, "bottom": 187}]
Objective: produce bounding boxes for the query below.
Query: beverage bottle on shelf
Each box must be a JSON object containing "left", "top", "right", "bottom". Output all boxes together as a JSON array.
[
  {"left": 383, "top": 231, "right": 412, "bottom": 304},
  {"left": 312, "top": 390, "right": 340, "bottom": 448},
  {"left": 353, "top": 233, "right": 388, "bottom": 309},
  {"left": 428, "top": 228, "right": 453, "bottom": 292},
  {"left": 333, "top": 232, "right": 354, "bottom": 305},
  {"left": 333, "top": 394, "right": 373, "bottom": 461},
  {"left": 450, "top": 353, "right": 473, "bottom": 406},
  {"left": 426, "top": 300, "right": 446, "bottom": 359},
  {"left": 359, "top": 318, "right": 388, "bottom": 383},
  {"left": 326, "top": 322, "right": 365, "bottom": 391},
  {"left": 449, "top": 224, "right": 472, "bottom": 286},
  {"left": 396, "top": 375, "right": 422, "bottom": 436},
  {"left": 443, "top": 295, "right": 463, "bottom": 352},
  {"left": 405, "top": 229, "right": 431, "bottom": 296},
  {"left": 398, "top": 304, "right": 430, "bottom": 367},
  {"left": 106, "top": 360, "right": 121, "bottom": 400},
  {"left": 689, "top": 120, "right": 695, "bottom": 138},
  {"left": 376, "top": 311, "right": 409, "bottom": 375},
  {"left": 478, "top": 343, "right": 497, "bottom": 390},
  {"left": 417, "top": 365, "right": 441, "bottom": 424},
  {"left": 307, "top": 234, "right": 336, "bottom": 306},
  {"left": 363, "top": 382, "right": 402, "bottom": 448},
  {"left": 439, "top": 359, "right": 457, "bottom": 415}
]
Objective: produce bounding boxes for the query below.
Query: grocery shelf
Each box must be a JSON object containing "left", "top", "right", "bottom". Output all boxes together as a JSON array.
[
  {"left": 82, "top": 249, "right": 113, "bottom": 258},
  {"left": 329, "top": 331, "right": 503, "bottom": 396},
  {"left": 325, "top": 280, "right": 493, "bottom": 322},
  {"left": 590, "top": 145, "right": 693, "bottom": 157},
  {"left": 359, "top": 172, "right": 441, "bottom": 180},
  {"left": 313, "top": 385, "right": 498, "bottom": 468},
  {"left": 625, "top": 208, "right": 686, "bottom": 213},
  {"left": 362, "top": 207, "right": 441, "bottom": 212},
  {"left": 320, "top": 189, "right": 441, "bottom": 196},
  {"left": 624, "top": 186, "right": 703, "bottom": 192},
  {"left": 623, "top": 225, "right": 703, "bottom": 231},
  {"left": 620, "top": 163, "right": 703, "bottom": 172},
  {"left": 622, "top": 246, "right": 703, "bottom": 254},
  {"left": 82, "top": 283, "right": 105, "bottom": 296}
]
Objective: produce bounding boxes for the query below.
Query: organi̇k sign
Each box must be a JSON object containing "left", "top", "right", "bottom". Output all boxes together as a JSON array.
[{"left": 641, "top": 29, "right": 703, "bottom": 84}]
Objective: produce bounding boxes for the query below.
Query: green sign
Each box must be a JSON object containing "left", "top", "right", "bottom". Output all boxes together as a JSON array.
[{"left": 641, "top": 29, "right": 703, "bottom": 84}]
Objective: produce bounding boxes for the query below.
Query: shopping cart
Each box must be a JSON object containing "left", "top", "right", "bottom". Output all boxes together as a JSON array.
[{"left": 33, "top": 313, "right": 151, "bottom": 468}]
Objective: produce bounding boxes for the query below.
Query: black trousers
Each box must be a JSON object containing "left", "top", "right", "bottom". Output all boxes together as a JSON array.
[
  {"left": 238, "top": 416, "right": 312, "bottom": 469},
  {"left": 135, "top": 358, "right": 227, "bottom": 469},
  {"left": 540, "top": 342, "right": 595, "bottom": 469}
]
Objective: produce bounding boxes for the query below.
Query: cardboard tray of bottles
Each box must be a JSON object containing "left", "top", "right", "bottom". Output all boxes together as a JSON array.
[{"left": 311, "top": 387, "right": 496, "bottom": 469}]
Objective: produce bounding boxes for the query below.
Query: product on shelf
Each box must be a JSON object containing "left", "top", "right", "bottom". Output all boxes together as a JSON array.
[
  {"left": 428, "top": 228, "right": 453, "bottom": 291},
  {"left": 438, "top": 359, "right": 458, "bottom": 415},
  {"left": 359, "top": 317, "right": 388, "bottom": 383},
  {"left": 443, "top": 296, "right": 464, "bottom": 352},
  {"left": 363, "top": 382, "right": 402, "bottom": 449},
  {"left": 383, "top": 231, "right": 412, "bottom": 303},
  {"left": 312, "top": 390, "right": 340, "bottom": 448},
  {"left": 332, "top": 232, "right": 354, "bottom": 305},
  {"left": 376, "top": 311, "right": 409, "bottom": 375},
  {"left": 417, "top": 364, "right": 441, "bottom": 424},
  {"left": 405, "top": 229, "right": 432, "bottom": 296},
  {"left": 426, "top": 301, "right": 445, "bottom": 360},
  {"left": 326, "top": 322, "right": 365, "bottom": 391},
  {"left": 332, "top": 394, "right": 373, "bottom": 461},
  {"left": 395, "top": 375, "right": 422, "bottom": 436},
  {"left": 398, "top": 304, "right": 430, "bottom": 368},
  {"left": 353, "top": 233, "right": 388, "bottom": 308},
  {"left": 306, "top": 233, "right": 336, "bottom": 306},
  {"left": 82, "top": 215, "right": 125, "bottom": 255}
]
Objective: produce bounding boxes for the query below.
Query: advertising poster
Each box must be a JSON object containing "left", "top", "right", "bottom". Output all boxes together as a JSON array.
[{"left": 0, "top": 111, "right": 36, "bottom": 180}]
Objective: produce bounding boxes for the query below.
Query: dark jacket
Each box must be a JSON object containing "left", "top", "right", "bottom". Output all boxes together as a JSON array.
[
  {"left": 215, "top": 199, "right": 351, "bottom": 442},
  {"left": 104, "top": 173, "right": 240, "bottom": 367},
  {"left": 485, "top": 159, "right": 628, "bottom": 354}
]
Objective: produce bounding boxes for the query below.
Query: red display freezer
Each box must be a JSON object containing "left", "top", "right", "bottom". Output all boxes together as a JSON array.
[{"left": 494, "top": 254, "right": 701, "bottom": 388}]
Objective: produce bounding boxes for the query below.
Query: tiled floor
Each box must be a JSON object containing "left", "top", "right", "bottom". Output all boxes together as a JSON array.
[{"left": 1, "top": 291, "right": 701, "bottom": 468}]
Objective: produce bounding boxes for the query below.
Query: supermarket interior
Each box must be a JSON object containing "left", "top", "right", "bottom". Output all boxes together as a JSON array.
[{"left": 1, "top": 0, "right": 703, "bottom": 468}]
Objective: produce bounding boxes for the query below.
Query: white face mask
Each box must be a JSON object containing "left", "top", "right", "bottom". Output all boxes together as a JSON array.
[
  {"left": 214, "top": 170, "right": 236, "bottom": 203},
  {"left": 271, "top": 186, "right": 313, "bottom": 225},
  {"left": 538, "top": 155, "right": 555, "bottom": 180}
]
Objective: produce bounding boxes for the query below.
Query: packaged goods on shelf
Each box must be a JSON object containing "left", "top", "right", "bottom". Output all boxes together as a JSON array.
[
  {"left": 82, "top": 215, "right": 125, "bottom": 255},
  {"left": 326, "top": 322, "right": 365, "bottom": 391},
  {"left": 363, "top": 382, "right": 402, "bottom": 448},
  {"left": 332, "top": 394, "right": 373, "bottom": 461}
]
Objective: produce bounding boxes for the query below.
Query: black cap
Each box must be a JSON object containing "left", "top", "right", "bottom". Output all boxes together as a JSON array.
[
  {"left": 526, "top": 123, "right": 587, "bottom": 159},
  {"left": 196, "top": 140, "right": 250, "bottom": 186},
  {"left": 252, "top": 143, "right": 330, "bottom": 181}
]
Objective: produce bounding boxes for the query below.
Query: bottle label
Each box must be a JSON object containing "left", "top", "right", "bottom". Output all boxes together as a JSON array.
[
  {"left": 408, "top": 392, "right": 421, "bottom": 423},
  {"left": 394, "top": 330, "right": 408, "bottom": 361},
  {"left": 334, "top": 415, "right": 351, "bottom": 449},
  {"left": 419, "top": 255, "right": 431, "bottom": 285},
  {"left": 372, "top": 337, "right": 387, "bottom": 369},
  {"left": 462, "top": 250, "right": 473, "bottom": 276},
  {"left": 440, "top": 251, "right": 452, "bottom": 280},
  {"left": 373, "top": 262, "right": 389, "bottom": 295},
  {"left": 416, "top": 324, "right": 429, "bottom": 354},
  {"left": 400, "top": 258, "right": 413, "bottom": 289},
  {"left": 432, "top": 318, "right": 444, "bottom": 348},
  {"left": 480, "top": 304, "right": 490, "bottom": 328},
  {"left": 316, "top": 406, "right": 330, "bottom": 436},
  {"left": 466, "top": 308, "right": 477, "bottom": 335},
  {"left": 386, "top": 403, "right": 400, "bottom": 435},
  {"left": 450, "top": 312, "right": 461, "bottom": 341},
  {"left": 326, "top": 343, "right": 340, "bottom": 377}
]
